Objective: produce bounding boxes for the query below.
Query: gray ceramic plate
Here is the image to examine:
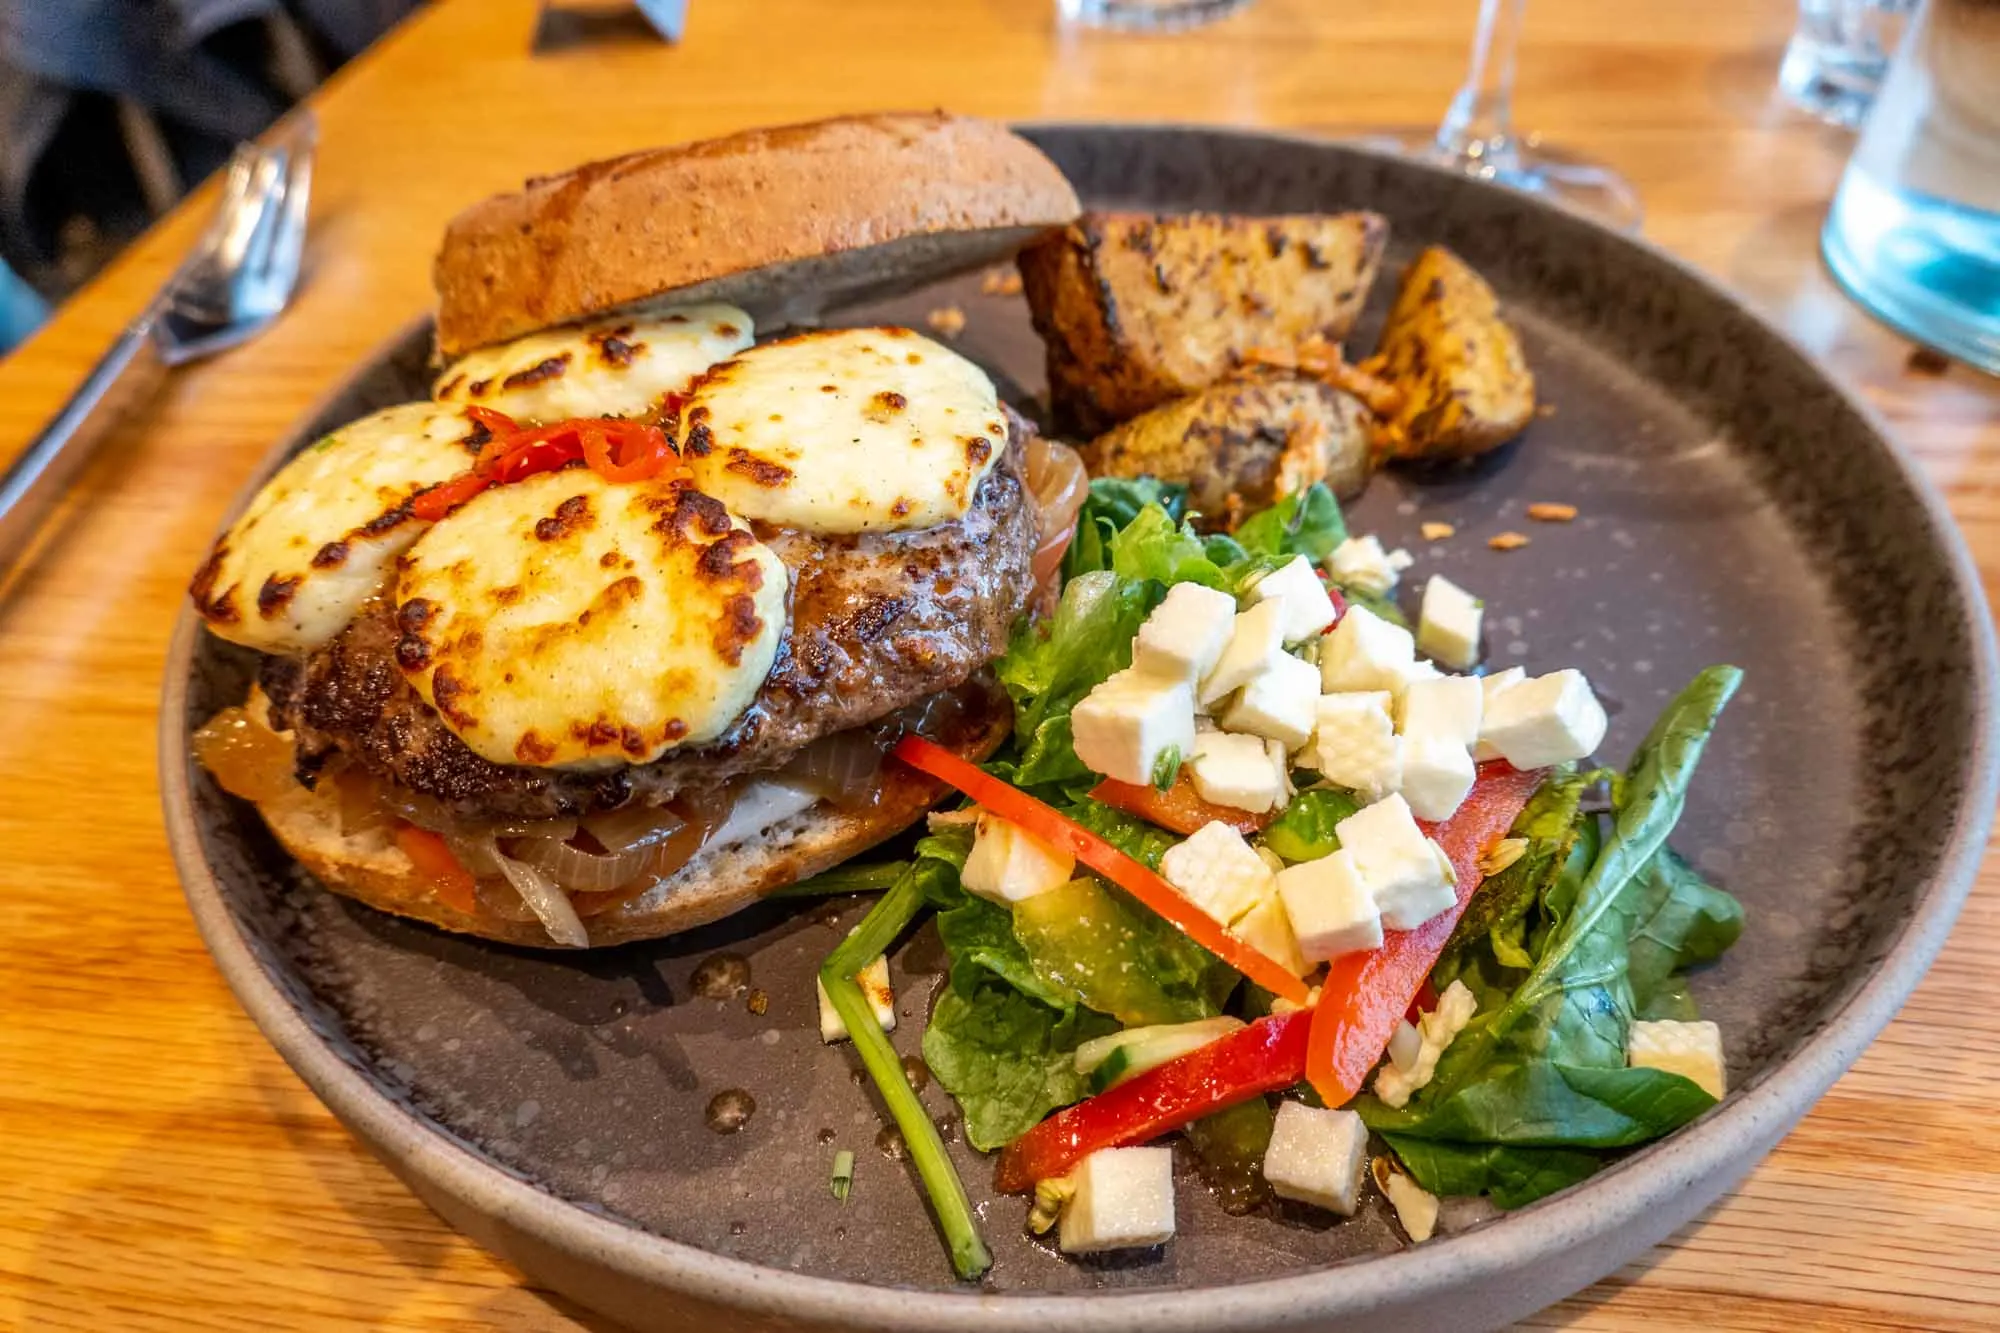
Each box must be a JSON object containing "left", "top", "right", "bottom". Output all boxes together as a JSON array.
[{"left": 162, "top": 125, "right": 1998, "bottom": 1332}]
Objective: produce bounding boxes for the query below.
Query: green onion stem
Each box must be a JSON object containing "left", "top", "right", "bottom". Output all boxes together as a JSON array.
[
  {"left": 771, "top": 862, "right": 905, "bottom": 898},
  {"left": 819, "top": 869, "right": 992, "bottom": 1280}
]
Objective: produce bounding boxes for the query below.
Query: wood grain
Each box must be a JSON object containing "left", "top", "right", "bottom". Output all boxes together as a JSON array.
[{"left": 1, "top": 0, "right": 1995, "bottom": 1328}]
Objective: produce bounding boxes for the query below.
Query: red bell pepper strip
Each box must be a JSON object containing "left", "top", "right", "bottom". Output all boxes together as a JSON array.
[
  {"left": 892, "top": 736, "right": 1311, "bottom": 1006},
  {"left": 1305, "top": 761, "right": 1543, "bottom": 1107},
  {"left": 1088, "top": 776, "right": 1275, "bottom": 838},
  {"left": 994, "top": 1009, "right": 1310, "bottom": 1194},
  {"left": 393, "top": 824, "right": 479, "bottom": 916}
]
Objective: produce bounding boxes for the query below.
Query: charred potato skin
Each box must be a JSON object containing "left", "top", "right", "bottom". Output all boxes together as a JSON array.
[
  {"left": 1377, "top": 245, "right": 1535, "bottom": 460},
  {"left": 1019, "top": 211, "right": 1391, "bottom": 437},
  {"left": 1080, "top": 373, "right": 1373, "bottom": 529}
]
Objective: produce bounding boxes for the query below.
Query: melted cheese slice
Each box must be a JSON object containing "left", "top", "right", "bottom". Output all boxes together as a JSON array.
[
  {"left": 191, "top": 403, "right": 487, "bottom": 653},
  {"left": 433, "top": 305, "right": 753, "bottom": 423},
  {"left": 683, "top": 327, "right": 1007, "bottom": 535},
  {"left": 395, "top": 469, "right": 787, "bottom": 770}
]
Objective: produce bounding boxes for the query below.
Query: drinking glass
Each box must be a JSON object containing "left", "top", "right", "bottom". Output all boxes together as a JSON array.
[
  {"left": 1779, "top": 0, "right": 1920, "bottom": 128},
  {"left": 1057, "top": 0, "right": 1253, "bottom": 31},
  {"left": 1821, "top": 0, "right": 2000, "bottom": 373},
  {"left": 1384, "top": 0, "right": 1642, "bottom": 231}
]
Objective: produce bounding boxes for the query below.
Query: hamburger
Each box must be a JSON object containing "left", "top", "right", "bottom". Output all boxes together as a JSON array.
[{"left": 187, "top": 112, "right": 1086, "bottom": 947}]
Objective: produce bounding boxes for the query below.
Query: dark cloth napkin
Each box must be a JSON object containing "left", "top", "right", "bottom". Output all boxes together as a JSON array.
[{"left": 0, "top": 0, "right": 417, "bottom": 297}]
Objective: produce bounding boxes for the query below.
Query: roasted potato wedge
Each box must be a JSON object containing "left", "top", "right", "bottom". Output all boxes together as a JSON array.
[
  {"left": 1374, "top": 245, "right": 1535, "bottom": 460},
  {"left": 1081, "top": 373, "right": 1374, "bottom": 530},
  {"left": 1019, "top": 211, "right": 1390, "bottom": 436}
]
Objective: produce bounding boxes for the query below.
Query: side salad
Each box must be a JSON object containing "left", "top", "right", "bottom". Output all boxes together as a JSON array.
[{"left": 813, "top": 479, "right": 1743, "bottom": 1278}]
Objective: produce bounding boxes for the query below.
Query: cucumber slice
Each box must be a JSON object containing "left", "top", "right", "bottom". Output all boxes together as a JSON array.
[{"left": 1074, "top": 1017, "right": 1244, "bottom": 1093}]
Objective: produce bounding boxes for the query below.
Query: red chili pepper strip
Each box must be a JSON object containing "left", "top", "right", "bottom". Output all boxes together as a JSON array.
[
  {"left": 995, "top": 1009, "right": 1309, "bottom": 1194},
  {"left": 1305, "top": 761, "right": 1544, "bottom": 1108},
  {"left": 1088, "top": 776, "right": 1274, "bottom": 838},
  {"left": 409, "top": 472, "right": 491, "bottom": 523},
  {"left": 393, "top": 824, "right": 479, "bottom": 916},
  {"left": 892, "top": 736, "right": 1310, "bottom": 1005}
]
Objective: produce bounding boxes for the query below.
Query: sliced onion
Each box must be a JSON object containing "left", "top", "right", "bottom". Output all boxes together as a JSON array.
[
  {"left": 494, "top": 850, "right": 590, "bottom": 948},
  {"left": 444, "top": 830, "right": 507, "bottom": 877},
  {"left": 580, "top": 804, "right": 686, "bottom": 855},
  {"left": 1025, "top": 436, "right": 1088, "bottom": 589},
  {"left": 514, "top": 836, "right": 655, "bottom": 895},
  {"left": 781, "top": 730, "right": 888, "bottom": 809}
]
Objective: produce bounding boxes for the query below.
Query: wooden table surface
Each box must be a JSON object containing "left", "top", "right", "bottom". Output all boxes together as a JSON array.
[{"left": 2, "top": 0, "right": 1996, "bottom": 1328}]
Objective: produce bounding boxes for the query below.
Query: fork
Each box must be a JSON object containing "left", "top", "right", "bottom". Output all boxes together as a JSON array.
[{"left": 0, "top": 112, "right": 316, "bottom": 574}]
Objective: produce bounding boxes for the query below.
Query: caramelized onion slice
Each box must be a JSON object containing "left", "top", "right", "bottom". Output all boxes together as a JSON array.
[
  {"left": 1025, "top": 435, "right": 1088, "bottom": 589},
  {"left": 192, "top": 706, "right": 298, "bottom": 802},
  {"left": 514, "top": 836, "right": 655, "bottom": 895},
  {"left": 494, "top": 850, "right": 590, "bottom": 948}
]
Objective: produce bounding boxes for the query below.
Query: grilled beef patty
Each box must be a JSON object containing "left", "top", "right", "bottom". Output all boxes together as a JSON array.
[{"left": 264, "top": 437, "right": 1038, "bottom": 823}]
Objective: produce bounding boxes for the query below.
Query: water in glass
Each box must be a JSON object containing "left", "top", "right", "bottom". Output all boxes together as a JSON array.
[{"left": 1822, "top": 0, "right": 2000, "bottom": 373}]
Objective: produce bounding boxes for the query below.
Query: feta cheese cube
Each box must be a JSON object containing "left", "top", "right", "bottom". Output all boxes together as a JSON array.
[
  {"left": 1231, "top": 891, "right": 1309, "bottom": 978},
  {"left": 1387, "top": 547, "right": 1415, "bottom": 575},
  {"left": 961, "top": 812, "right": 1075, "bottom": 905},
  {"left": 816, "top": 955, "right": 895, "bottom": 1043},
  {"left": 1244, "top": 556, "right": 1338, "bottom": 643},
  {"left": 1374, "top": 979, "right": 1478, "bottom": 1107},
  {"left": 1474, "top": 667, "right": 1527, "bottom": 760},
  {"left": 1336, "top": 794, "right": 1458, "bottom": 930},
  {"left": 1218, "top": 650, "right": 1320, "bottom": 750},
  {"left": 1059, "top": 1147, "right": 1176, "bottom": 1253},
  {"left": 1399, "top": 674, "right": 1483, "bottom": 746},
  {"left": 1417, "top": 574, "right": 1483, "bottom": 670},
  {"left": 1400, "top": 736, "right": 1477, "bottom": 821},
  {"left": 1327, "top": 535, "right": 1401, "bottom": 598},
  {"left": 1380, "top": 1166, "right": 1440, "bottom": 1242},
  {"left": 1310, "top": 691, "right": 1402, "bottom": 799},
  {"left": 1133, "top": 582, "right": 1238, "bottom": 682},
  {"left": 1071, "top": 668, "right": 1197, "bottom": 786},
  {"left": 1479, "top": 668, "right": 1608, "bottom": 769},
  {"left": 1262, "top": 1102, "right": 1369, "bottom": 1215},
  {"left": 1199, "top": 599, "right": 1287, "bottom": 706},
  {"left": 1275, "top": 848, "right": 1383, "bottom": 963},
  {"left": 1160, "top": 820, "right": 1274, "bottom": 927},
  {"left": 1319, "top": 604, "right": 1417, "bottom": 695},
  {"left": 1628, "top": 1019, "right": 1727, "bottom": 1100},
  {"left": 1187, "top": 731, "right": 1289, "bottom": 814}
]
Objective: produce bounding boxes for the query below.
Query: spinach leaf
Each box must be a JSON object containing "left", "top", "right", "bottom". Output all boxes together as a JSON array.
[
  {"left": 1231, "top": 483, "right": 1347, "bottom": 562},
  {"left": 1381, "top": 1135, "right": 1606, "bottom": 1211},
  {"left": 922, "top": 973, "right": 1117, "bottom": 1151},
  {"left": 1627, "top": 847, "right": 1744, "bottom": 1018},
  {"left": 1442, "top": 769, "right": 1602, "bottom": 976},
  {"left": 1261, "top": 789, "right": 1362, "bottom": 863},
  {"left": 1358, "top": 667, "right": 1743, "bottom": 1199}
]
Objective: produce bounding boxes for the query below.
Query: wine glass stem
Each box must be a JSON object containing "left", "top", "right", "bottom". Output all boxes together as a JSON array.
[{"left": 1434, "top": 0, "right": 1529, "bottom": 170}]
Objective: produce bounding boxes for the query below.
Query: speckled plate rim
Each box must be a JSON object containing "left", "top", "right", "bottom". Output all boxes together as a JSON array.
[{"left": 162, "top": 124, "right": 2000, "bottom": 1332}]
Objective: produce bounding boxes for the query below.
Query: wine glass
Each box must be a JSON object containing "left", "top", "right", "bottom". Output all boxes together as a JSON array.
[{"left": 1382, "top": 0, "right": 1643, "bottom": 232}]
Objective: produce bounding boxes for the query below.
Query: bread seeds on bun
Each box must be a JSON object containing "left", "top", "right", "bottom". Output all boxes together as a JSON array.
[{"left": 190, "top": 112, "right": 1080, "bottom": 947}]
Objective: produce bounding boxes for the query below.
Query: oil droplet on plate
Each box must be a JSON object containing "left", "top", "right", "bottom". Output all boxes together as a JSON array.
[
  {"left": 729, "top": 1220, "right": 747, "bottom": 1237},
  {"left": 706, "top": 1089, "right": 757, "bottom": 1134},
  {"left": 690, "top": 953, "right": 752, "bottom": 999},
  {"left": 901, "top": 1055, "right": 931, "bottom": 1091},
  {"left": 816, "top": 1127, "right": 837, "bottom": 1145},
  {"left": 876, "top": 1126, "right": 907, "bottom": 1161}
]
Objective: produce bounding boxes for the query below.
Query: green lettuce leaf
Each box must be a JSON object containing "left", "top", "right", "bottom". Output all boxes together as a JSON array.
[
  {"left": 996, "top": 570, "right": 1156, "bottom": 794},
  {"left": 1231, "top": 483, "right": 1347, "bottom": 563},
  {"left": 921, "top": 974, "right": 1117, "bottom": 1151}
]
